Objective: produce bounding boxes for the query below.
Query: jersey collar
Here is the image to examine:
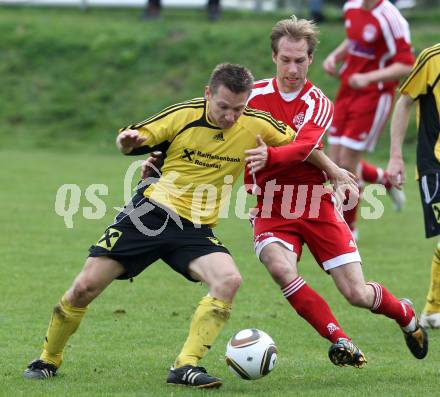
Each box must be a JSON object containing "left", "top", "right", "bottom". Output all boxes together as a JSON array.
[{"left": 273, "top": 78, "right": 311, "bottom": 102}]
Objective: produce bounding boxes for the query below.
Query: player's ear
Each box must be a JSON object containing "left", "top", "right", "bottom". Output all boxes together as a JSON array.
[
  {"left": 272, "top": 51, "right": 277, "bottom": 65},
  {"left": 204, "top": 85, "right": 211, "bottom": 100},
  {"left": 308, "top": 52, "right": 314, "bottom": 65}
]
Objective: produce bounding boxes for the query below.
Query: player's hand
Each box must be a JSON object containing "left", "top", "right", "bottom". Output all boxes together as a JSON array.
[
  {"left": 348, "top": 73, "right": 371, "bottom": 89},
  {"left": 328, "top": 167, "right": 358, "bottom": 190},
  {"left": 329, "top": 168, "right": 359, "bottom": 209},
  {"left": 386, "top": 156, "right": 406, "bottom": 189},
  {"left": 117, "top": 129, "right": 146, "bottom": 153},
  {"left": 245, "top": 135, "right": 268, "bottom": 174},
  {"left": 141, "top": 151, "right": 164, "bottom": 180},
  {"left": 323, "top": 54, "right": 338, "bottom": 76}
]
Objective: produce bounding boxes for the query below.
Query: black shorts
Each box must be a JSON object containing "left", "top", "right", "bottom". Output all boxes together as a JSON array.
[
  {"left": 89, "top": 192, "right": 230, "bottom": 281},
  {"left": 419, "top": 173, "right": 440, "bottom": 238}
]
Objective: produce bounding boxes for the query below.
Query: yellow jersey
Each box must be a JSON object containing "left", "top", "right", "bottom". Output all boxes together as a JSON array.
[{"left": 120, "top": 97, "right": 295, "bottom": 226}]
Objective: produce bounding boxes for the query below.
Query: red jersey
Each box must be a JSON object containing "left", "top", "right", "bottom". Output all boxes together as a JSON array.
[
  {"left": 340, "top": 0, "right": 414, "bottom": 92},
  {"left": 244, "top": 78, "right": 333, "bottom": 208}
]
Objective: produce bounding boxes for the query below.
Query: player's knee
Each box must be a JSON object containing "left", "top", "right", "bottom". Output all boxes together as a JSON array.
[
  {"left": 213, "top": 271, "right": 242, "bottom": 297},
  {"left": 70, "top": 279, "right": 99, "bottom": 305},
  {"left": 343, "top": 288, "right": 370, "bottom": 307},
  {"left": 260, "top": 256, "right": 294, "bottom": 286},
  {"left": 272, "top": 263, "right": 294, "bottom": 286},
  {"left": 223, "top": 272, "right": 242, "bottom": 293}
]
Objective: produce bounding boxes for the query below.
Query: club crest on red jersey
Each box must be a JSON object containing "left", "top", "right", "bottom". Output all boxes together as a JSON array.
[
  {"left": 363, "top": 24, "right": 377, "bottom": 42},
  {"left": 293, "top": 112, "right": 305, "bottom": 130}
]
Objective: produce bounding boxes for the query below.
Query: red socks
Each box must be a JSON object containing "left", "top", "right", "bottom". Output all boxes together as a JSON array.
[
  {"left": 359, "top": 160, "right": 392, "bottom": 189},
  {"left": 367, "top": 282, "right": 414, "bottom": 327},
  {"left": 283, "top": 278, "right": 415, "bottom": 341},
  {"left": 282, "top": 277, "right": 349, "bottom": 343}
]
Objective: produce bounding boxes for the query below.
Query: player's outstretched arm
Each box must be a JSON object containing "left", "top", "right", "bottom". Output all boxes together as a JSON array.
[
  {"left": 323, "top": 39, "right": 349, "bottom": 77},
  {"left": 348, "top": 62, "right": 413, "bottom": 90},
  {"left": 387, "top": 94, "right": 414, "bottom": 188},
  {"left": 116, "top": 129, "right": 146, "bottom": 154}
]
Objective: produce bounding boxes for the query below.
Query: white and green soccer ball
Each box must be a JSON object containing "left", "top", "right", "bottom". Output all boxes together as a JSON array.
[{"left": 225, "top": 328, "right": 278, "bottom": 380}]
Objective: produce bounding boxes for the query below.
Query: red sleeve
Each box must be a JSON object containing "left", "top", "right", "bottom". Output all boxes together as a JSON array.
[
  {"left": 245, "top": 85, "right": 332, "bottom": 194},
  {"left": 244, "top": 122, "right": 328, "bottom": 195},
  {"left": 266, "top": 93, "right": 333, "bottom": 168},
  {"left": 380, "top": 6, "right": 415, "bottom": 66},
  {"left": 392, "top": 37, "right": 415, "bottom": 65},
  {"left": 266, "top": 126, "right": 324, "bottom": 167}
]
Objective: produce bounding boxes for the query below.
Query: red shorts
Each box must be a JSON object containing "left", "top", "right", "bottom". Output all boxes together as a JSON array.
[
  {"left": 252, "top": 197, "right": 361, "bottom": 271},
  {"left": 328, "top": 88, "right": 394, "bottom": 152}
]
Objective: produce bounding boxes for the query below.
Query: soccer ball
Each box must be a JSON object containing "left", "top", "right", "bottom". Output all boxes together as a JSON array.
[{"left": 225, "top": 328, "right": 277, "bottom": 380}]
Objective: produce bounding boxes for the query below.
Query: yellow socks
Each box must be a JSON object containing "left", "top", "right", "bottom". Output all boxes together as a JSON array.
[
  {"left": 174, "top": 295, "right": 231, "bottom": 368},
  {"left": 424, "top": 248, "right": 440, "bottom": 314},
  {"left": 40, "top": 294, "right": 87, "bottom": 368}
]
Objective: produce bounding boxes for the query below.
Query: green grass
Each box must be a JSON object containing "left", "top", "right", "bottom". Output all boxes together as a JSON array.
[
  {"left": 1, "top": 6, "right": 439, "bottom": 397},
  {"left": 1, "top": 149, "right": 439, "bottom": 397},
  {"left": 0, "top": 6, "right": 438, "bottom": 155}
]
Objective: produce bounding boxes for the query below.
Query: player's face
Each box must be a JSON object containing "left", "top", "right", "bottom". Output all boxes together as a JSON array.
[
  {"left": 273, "top": 37, "right": 313, "bottom": 93},
  {"left": 205, "top": 85, "right": 249, "bottom": 130}
]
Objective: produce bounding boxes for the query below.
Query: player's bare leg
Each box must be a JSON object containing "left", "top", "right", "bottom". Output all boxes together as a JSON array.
[
  {"left": 337, "top": 147, "right": 363, "bottom": 237},
  {"left": 259, "top": 243, "right": 365, "bottom": 366},
  {"left": 330, "top": 261, "right": 428, "bottom": 359},
  {"left": 24, "top": 257, "right": 125, "bottom": 379},
  {"left": 328, "top": 143, "right": 342, "bottom": 165},
  {"left": 328, "top": 145, "right": 363, "bottom": 238}
]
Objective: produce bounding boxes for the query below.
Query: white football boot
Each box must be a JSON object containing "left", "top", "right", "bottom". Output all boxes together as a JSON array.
[{"left": 420, "top": 312, "right": 440, "bottom": 329}]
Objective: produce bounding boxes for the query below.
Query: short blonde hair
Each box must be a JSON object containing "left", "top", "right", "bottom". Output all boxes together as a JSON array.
[{"left": 271, "top": 15, "right": 319, "bottom": 56}]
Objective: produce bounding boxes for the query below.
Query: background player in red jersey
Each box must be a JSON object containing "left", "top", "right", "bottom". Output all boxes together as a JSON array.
[
  {"left": 323, "top": 0, "right": 415, "bottom": 237},
  {"left": 244, "top": 15, "right": 427, "bottom": 367}
]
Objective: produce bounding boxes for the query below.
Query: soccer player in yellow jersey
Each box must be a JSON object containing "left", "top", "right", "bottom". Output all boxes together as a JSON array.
[
  {"left": 23, "top": 63, "right": 354, "bottom": 388},
  {"left": 387, "top": 43, "right": 440, "bottom": 329}
]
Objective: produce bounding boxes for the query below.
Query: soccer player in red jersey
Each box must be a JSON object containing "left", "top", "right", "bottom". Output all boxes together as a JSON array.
[
  {"left": 244, "top": 16, "right": 427, "bottom": 367},
  {"left": 323, "top": 0, "right": 415, "bottom": 237}
]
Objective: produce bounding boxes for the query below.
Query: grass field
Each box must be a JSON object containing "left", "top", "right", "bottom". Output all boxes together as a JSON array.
[
  {"left": 1, "top": 149, "right": 439, "bottom": 396},
  {"left": 1, "top": 6, "right": 438, "bottom": 154},
  {"left": 1, "top": 5, "right": 440, "bottom": 397}
]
